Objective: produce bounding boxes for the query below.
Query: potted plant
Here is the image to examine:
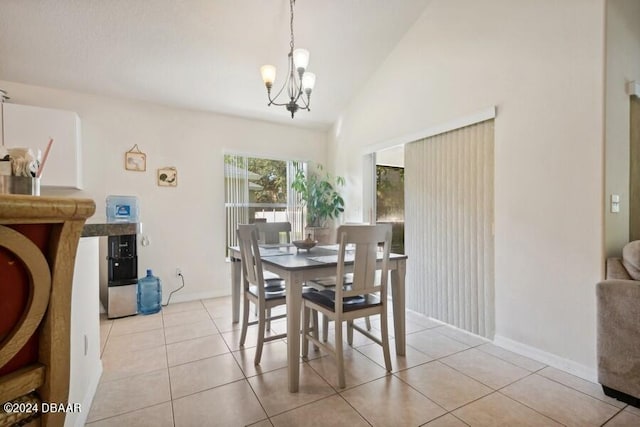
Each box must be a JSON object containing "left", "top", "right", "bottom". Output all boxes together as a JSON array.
[{"left": 291, "top": 163, "right": 345, "bottom": 243}]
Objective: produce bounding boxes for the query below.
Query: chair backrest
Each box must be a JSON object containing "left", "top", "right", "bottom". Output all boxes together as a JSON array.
[
  {"left": 237, "top": 224, "right": 266, "bottom": 292},
  {"left": 255, "top": 221, "right": 292, "bottom": 244},
  {"left": 0, "top": 194, "right": 95, "bottom": 427},
  {"left": 334, "top": 224, "right": 392, "bottom": 311}
]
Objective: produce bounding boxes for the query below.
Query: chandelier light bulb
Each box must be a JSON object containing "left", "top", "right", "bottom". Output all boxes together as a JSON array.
[
  {"left": 260, "top": 65, "right": 276, "bottom": 87},
  {"left": 293, "top": 48, "right": 310, "bottom": 72},
  {"left": 301, "top": 72, "right": 316, "bottom": 93}
]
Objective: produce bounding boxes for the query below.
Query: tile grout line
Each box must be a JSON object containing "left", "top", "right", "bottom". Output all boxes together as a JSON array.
[
  {"left": 390, "top": 369, "right": 451, "bottom": 415},
  {"left": 160, "top": 308, "right": 178, "bottom": 427},
  {"left": 89, "top": 314, "right": 172, "bottom": 425},
  {"left": 493, "top": 389, "right": 569, "bottom": 427},
  {"left": 534, "top": 370, "right": 628, "bottom": 410}
]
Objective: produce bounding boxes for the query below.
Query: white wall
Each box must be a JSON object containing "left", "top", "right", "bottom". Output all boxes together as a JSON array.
[
  {"left": 328, "top": 0, "right": 605, "bottom": 377},
  {"left": 0, "top": 80, "right": 326, "bottom": 301},
  {"left": 604, "top": 0, "right": 640, "bottom": 256},
  {"left": 376, "top": 145, "right": 404, "bottom": 168}
]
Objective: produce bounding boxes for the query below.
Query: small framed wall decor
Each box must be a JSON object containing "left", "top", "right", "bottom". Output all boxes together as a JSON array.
[
  {"left": 157, "top": 167, "right": 177, "bottom": 187},
  {"left": 125, "top": 144, "right": 146, "bottom": 171}
]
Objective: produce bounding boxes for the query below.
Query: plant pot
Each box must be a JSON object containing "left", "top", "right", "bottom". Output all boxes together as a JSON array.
[{"left": 305, "top": 226, "right": 331, "bottom": 245}]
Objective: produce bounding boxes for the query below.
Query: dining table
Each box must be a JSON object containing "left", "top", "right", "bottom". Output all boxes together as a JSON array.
[{"left": 228, "top": 243, "right": 408, "bottom": 392}]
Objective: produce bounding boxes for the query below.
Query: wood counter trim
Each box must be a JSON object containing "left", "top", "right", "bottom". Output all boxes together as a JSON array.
[{"left": 0, "top": 195, "right": 95, "bottom": 222}]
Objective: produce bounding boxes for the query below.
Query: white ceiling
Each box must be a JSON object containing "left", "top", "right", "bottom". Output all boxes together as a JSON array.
[{"left": 0, "top": 0, "right": 431, "bottom": 129}]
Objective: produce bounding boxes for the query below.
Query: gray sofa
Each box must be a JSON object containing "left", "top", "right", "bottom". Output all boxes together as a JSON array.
[{"left": 597, "top": 241, "right": 640, "bottom": 407}]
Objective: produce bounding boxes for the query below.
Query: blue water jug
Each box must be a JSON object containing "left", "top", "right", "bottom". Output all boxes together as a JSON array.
[{"left": 138, "top": 269, "right": 162, "bottom": 315}]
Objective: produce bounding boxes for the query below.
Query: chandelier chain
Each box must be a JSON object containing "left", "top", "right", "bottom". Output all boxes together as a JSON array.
[{"left": 289, "top": 0, "right": 295, "bottom": 55}]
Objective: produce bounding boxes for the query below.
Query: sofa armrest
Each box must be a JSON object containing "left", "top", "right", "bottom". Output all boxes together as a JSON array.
[
  {"left": 606, "top": 258, "right": 631, "bottom": 280},
  {"left": 596, "top": 279, "right": 640, "bottom": 399}
]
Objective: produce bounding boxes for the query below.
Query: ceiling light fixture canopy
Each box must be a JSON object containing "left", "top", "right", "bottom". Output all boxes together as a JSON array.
[{"left": 260, "top": 0, "right": 316, "bottom": 119}]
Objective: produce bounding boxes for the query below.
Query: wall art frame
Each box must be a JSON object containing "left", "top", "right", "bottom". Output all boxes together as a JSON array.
[
  {"left": 157, "top": 167, "right": 177, "bottom": 187},
  {"left": 125, "top": 144, "right": 146, "bottom": 171}
]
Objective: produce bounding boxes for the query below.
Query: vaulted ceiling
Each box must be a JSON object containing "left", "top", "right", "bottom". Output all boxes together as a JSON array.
[{"left": 0, "top": 0, "right": 432, "bottom": 129}]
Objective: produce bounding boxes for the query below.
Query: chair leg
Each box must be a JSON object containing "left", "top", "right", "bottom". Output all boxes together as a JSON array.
[
  {"left": 323, "top": 314, "right": 329, "bottom": 342},
  {"left": 239, "top": 295, "right": 250, "bottom": 347},
  {"left": 312, "top": 309, "right": 320, "bottom": 352},
  {"left": 365, "top": 316, "right": 372, "bottom": 331},
  {"left": 347, "top": 320, "right": 354, "bottom": 346},
  {"left": 302, "top": 306, "right": 310, "bottom": 358},
  {"left": 380, "top": 309, "right": 392, "bottom": 372},
  {"left": 254, "top": 306, "right": 267, "bottom": 365},
  {"left": 335, "top": 318, "right": 346, "bottom": 388},
  {"left": 266, "top": 308, "right": 271, "bottom": 331}
]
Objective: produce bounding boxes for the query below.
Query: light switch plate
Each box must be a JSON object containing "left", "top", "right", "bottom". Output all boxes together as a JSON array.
[{"left": 611, "top": 194, "right": 620, "bottom": 213}]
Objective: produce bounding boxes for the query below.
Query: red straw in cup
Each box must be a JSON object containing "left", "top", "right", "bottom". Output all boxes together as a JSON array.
[{"left": 36, "top": 138, "right": 54, "bottom": 179}]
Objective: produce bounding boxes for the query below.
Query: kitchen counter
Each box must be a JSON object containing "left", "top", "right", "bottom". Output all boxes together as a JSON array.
[{"left": 82, "top": 222, "right": 139, "bottom": 237}]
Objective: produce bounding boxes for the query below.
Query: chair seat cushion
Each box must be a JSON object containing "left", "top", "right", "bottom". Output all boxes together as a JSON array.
[
  {"left": 249, "top": 280, "right": 320, "bottom": 300},
  {"left": 263, "top": 271, "right": 282, "bottom": 282},
  {"left": 248, "top": 282, "right": 286, "bottom": 300},
  {"left": 302, "top": 289, "right": 381, "bottom": 312}
]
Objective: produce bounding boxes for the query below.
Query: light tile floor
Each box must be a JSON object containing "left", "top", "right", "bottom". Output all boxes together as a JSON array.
[{"left": 87, "top": 297, "right": 639, "bottom": 426}]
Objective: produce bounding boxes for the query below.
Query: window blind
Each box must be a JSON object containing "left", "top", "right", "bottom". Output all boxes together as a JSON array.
[{"left": 405, "top": 120, "right": 495, "bottom": 338}]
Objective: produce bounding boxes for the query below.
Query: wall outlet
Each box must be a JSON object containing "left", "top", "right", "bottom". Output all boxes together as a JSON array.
[{"left": 176, "top": 267, "right": 182, "bottom": 277}]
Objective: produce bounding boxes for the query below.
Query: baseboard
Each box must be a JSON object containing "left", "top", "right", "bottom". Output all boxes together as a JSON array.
[
  {"left": 494, "top": 334, "right": 597, "bottom": 383},
  {"left": 69, "top": 360, "right": 103, "bottom": 427}
]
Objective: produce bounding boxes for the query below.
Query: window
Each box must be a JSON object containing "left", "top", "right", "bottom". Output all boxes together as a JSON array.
[{"left": 224, "top": 154, "right": 304, "bottom": 253}]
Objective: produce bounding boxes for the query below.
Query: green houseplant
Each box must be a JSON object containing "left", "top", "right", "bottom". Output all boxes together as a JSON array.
[{"left": 291, "top": 163, "right": 345, "bottom": 229}]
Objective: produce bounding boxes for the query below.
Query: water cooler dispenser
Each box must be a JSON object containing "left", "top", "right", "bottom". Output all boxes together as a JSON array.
[{"left": 101, "top": 234, "right": 138, "bottom": 318}]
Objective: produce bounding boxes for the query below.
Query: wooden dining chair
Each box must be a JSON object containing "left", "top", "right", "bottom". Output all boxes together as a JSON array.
[
  {"left": 255, "top": 221, "right": 292, "bottom": 245},
  {"left": 301, "top": 224, "right": 392, "bottom": 388},
  {"left": 308, "top": 273, "right": 373, "bottom": 342},
  {"left": 250, "top": 221, "right": 293, "bottom": 328},
  {"left": 237, "top": 224, "right": 320, "bottom": 364}
]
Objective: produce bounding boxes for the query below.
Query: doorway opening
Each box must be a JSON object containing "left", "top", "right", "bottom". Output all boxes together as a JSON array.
[{"left": 376, "top": 146, "right": 405, "bottom": 254}]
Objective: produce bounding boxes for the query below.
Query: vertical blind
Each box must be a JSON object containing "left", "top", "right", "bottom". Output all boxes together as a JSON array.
[
  {"left": 225, "top": 154, "right": 250, "bottom": 251},
  {"left": 405, "top": 120, "right": 495, "bottom": 338}
]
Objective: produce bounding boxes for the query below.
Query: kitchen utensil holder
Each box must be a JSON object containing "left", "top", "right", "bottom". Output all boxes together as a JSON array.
[{"left": 0, "top": 176, "right": 41, "bottom": 195}]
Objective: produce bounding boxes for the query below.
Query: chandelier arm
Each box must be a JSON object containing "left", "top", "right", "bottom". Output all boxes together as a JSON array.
[
  {"left": 266, "top": 96, "right": 293, "bottom": 107},
  {"left": 269, "top": 77, "right": 289, "bottom": 105},
  {"left": 297, "top": 94, "right": 310, "bottom": 109},
  {"left": 288, "top": 83, "right": 305, "bottom": 106}
]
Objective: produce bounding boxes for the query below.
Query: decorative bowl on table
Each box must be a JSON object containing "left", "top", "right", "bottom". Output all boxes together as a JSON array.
[{"left": 293, "top": 235, "right": 318, "bottom": 252}]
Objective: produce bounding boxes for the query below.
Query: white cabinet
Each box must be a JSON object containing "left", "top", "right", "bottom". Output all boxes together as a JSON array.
[{"left": 1, "top": 103, "right": 83, "bottom": 189}]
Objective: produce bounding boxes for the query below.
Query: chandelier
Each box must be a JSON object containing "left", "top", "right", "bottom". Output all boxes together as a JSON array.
[{"left": 260, "top": 0, "right": 316, "bottom": 118}]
